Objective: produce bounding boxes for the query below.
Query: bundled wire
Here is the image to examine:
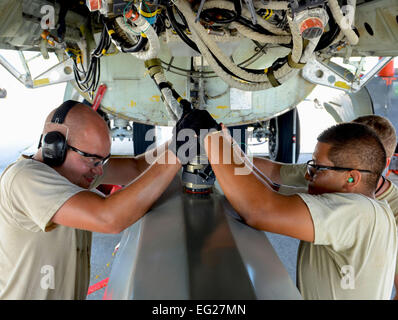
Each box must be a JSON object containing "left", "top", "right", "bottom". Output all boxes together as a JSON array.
[
  {"left": 165, "top": 3, "right": 253, "bottom": 83},
  {"left": 73, "top": 20, "right": 112, "bottom": 98},
  {"left": 176, "top": 0, "right": 298, "bottom": 88},
  {"left": 166, "top": 4, "right": 200, "bottom": 53},
  {"left": 104, "top": 16, "right": 148, "bottom": 53}
]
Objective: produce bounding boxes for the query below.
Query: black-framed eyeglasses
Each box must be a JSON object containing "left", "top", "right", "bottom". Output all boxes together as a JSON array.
[
  {"left": 306, "top": 160, "right": 373, "bottom": 178},
  {"left": 68, "top": 145, "right": 110, "bottom": 167}
]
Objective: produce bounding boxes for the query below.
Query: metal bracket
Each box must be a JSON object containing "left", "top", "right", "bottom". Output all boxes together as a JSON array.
[
  {"left": 195, "top": 0, "right": 207, "bottom": 23},
  {"left": 0, "top": 52, "right": 74, "bottom": 89},
  {"left": 32, "top": 58, "right": 75, "bottom": 87},
  {"left": 302, "top": 56, "right": 394, "bottom": 93},
  {"left": 243, "top": 0, "right": 258, "bottom": 25}
]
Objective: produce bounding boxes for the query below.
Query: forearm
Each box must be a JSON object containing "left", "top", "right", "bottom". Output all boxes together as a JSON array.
[
  {"left": 204, "top": 131, "right": 276, "bottom": 225},
  {"left": 101, "top": 142, "right": 170, "bottom": 185},
  {"left": 54, "top": 149, "right": 181, "bottom": 234},
  {"left": 134, "top": 141, "right": 169, "bottom": 172},
  {"left": 204, "top": 130, "right": 314, "bottom": 241},
  {"left": 102, "top": 149, "right": 180, "bottom": 232},
  {"left": 252, "top": 157, "right": 283, "bottom": 185},
  {"left": 222, "top": 127, "right": 279, "bottom": 190}
]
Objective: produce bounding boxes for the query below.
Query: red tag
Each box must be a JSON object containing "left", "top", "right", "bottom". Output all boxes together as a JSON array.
[{"left": 87, "top": 0, "right": 101, "bottom": 11}]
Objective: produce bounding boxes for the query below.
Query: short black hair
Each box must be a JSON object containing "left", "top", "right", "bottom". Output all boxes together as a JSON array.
[
  {"left": 317, "top": 122, "right": 386, "bottom": 191},
  {"left": 353, "top": 115, "right": 397, "bottom": 158}
]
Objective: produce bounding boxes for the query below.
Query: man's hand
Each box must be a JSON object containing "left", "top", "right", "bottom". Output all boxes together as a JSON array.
[
  {"left": 177, "top": 109, "right": 221, "bottom": 135},
  {"left": 169, "top": 109, "right": 221, "bottom": 164}
]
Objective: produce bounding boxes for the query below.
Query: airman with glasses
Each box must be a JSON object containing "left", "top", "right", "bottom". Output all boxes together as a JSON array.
[{"left": 203, "top": 121, "right": 397, "bottom": 299}]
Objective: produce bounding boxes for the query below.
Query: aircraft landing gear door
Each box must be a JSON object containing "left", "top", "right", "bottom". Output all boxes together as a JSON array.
[{"left": 268, "top": 108, "right": 300, "bottom": 164}]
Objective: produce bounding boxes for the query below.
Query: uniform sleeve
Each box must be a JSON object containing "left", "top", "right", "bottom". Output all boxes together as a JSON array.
[
  {"left": 280, "top": 163, "right": 308, "bottom": 187},
  {"left": 377, "top": 180, "right": 398, "bottom": 224},
  {"left": 278, "top": 184, "right": 308, "bottom": 195},
  {"left": 375, "top": 181, "right": 398, "bottom": 276},
  {"left": 8, "top": 163, "right": 85, "bottom": 232},
  {"left": 297, "top": 193, "right": 375, "bottom": 251}
]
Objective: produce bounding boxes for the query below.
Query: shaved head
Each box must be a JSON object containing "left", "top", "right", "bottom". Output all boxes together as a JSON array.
[
  {"left": 37, "top": 101, "right": 111, "bottom": 188},
  {"left": 43, "top": 102, "right": 110, "bottom": 148}
]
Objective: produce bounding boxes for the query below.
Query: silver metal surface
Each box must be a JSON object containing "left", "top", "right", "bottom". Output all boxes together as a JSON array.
[
  {"left": 104, "top": 175, "right": 302, "bottom": 300},
  {"left": 302, "top": 56, "right": 394, "bottom": 93},
  {"left": 352, "top": 56, "right": 393, "bottom": 91},
  {"left": 302, "top": 57, "right": 355, "bottom": 92},
  {"left": 0, "top": 53, "right": 74, "bottom": 88},
  {"left": 0, "top": 53, "right": 32, "bottom": 87}
]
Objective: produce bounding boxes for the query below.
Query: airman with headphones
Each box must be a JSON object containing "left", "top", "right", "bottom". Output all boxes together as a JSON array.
[{"left": 0, "top": 100, "right": 183, "bottom": 299}]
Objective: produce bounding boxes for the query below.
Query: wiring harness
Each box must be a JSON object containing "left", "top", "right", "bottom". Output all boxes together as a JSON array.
[
  {"left": 72, "top": 17, "right": 112, "bottom": 99},
  {"left": 67, "top": 0, "right": 359, "bottom": 115}
]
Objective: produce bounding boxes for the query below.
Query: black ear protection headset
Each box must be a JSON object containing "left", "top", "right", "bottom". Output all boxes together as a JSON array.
[{"left": 38, "top": 100, "right": 80, "bottom": 167}]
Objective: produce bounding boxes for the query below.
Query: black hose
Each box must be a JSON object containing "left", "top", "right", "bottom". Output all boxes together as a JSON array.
[
  {"left": 236, "top": 16, "right": 275, "bottom": 35},
  {"left": 200, "top": 8, "right": 237, "bottom": 24},
  {"left": 165, "top": 4, "right": 247, "bottom": 80},
  {"left": 315, "top": 6, "right": 341, "bottom": 51},
  {"left": 166, "top": 4, "right": 200, "bottom": 53},
  {"left": 233, "top": 0, "right": 241, "bottom": 17},
  {"left": 165, "top": 4, "right": 282, "bottom": 83},
  {"left": 73, "top": 22, "right": 111, "bottom": 94},
  {"left": 103, "top": 18, "right": 148, "bottom": 53},
  {"left": 121, "top": 37, "right": 148, "bottom": 52}
]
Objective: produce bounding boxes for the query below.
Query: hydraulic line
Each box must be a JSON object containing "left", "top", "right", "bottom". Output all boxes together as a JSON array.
[
  {"left": 229, "top": 21, "right": 291, "bottom": 44},
  {"left": 252, "top": 0, "right": 289, "bottom": 10},
  {"left": 189, "top": 26, "right": 273, "bottom": 91},
  {"left": 177, "top": 0, "right": 269, "bottom": 83},
  {"left": 176, "top": 0, "right": 301, "bottom": 85},
  {"left": 201, "top": 0, "right": 290, "bottom": 36},
  {"left": 121, "top": 36, "right": 148, "bottom": 53},
  {"left": 166, "top": 4, "right": 257, "bottom": 83},
  {"left": 115, "top": 14, "right": 160, "bottom": 60},
  {"left": 328, "top": 0, "right": 359, "bottom": 45},
  {"left": 315, "top": 5, "right": 341, "bottom": 51},
  {"left": 166, "top": 4, "right": 200, "bottom": 53},
  {"left": 73, "top": 21, "right": 111, "bottom": 97}
]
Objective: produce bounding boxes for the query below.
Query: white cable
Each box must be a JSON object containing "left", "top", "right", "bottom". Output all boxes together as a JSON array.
[
  {"left": 274, "top": 16, "right": 303, "bottom": 82},
  {"left": 177, "top": 0, "right": 306, "bottom": 89},
  {"left": 300, "top": 39, "right": 319, "bottom": 64},
  {"left": 229, "top": 21, "right": 291, "bottom": 44},
  {"left": 201, "top": 0, "right": 289, "bottom": 36},
  {"left": 177, "top": 0, "right": 273, "bottom": 83},
  {"left": 253, "top": 0, "right": 289, "bottom": 10},
  {"left": 328, "top": 0, "right": 359, "bottom": 46},
  {"left": 115, "top": 15, "right": 160, "bottom": 60},
  {"left": 189, "top": 26, "right": 274, "bottom": 91}
]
